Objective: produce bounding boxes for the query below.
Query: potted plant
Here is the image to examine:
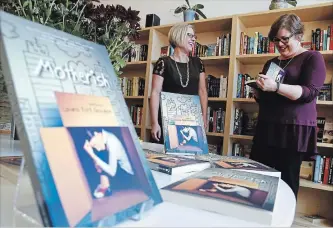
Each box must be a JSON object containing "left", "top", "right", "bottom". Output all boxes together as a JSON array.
[
  {"left": 0, "top": 0, "right": 142, "bottom": 76},
  {"left": 174, "top": 0, "right": 207, "bottom": 22},
  {"left": 269, "top": 0, "right": 297, "bottom": 10}
]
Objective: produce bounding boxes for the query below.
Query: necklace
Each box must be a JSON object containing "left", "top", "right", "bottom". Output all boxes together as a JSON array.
[
  {"left": 278, "top": 56, "right": 295, "bottom": 70},
  {"left": 173, "top": 56, "right": 189, "bottom": 88},
  {"left": 278, "top": 46, "right": 301, "bottom": 70}
]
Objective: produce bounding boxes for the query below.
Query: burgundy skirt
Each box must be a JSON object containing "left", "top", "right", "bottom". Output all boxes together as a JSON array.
[{"left": 252, "top": 120, "right": 317, "bottom": 154}]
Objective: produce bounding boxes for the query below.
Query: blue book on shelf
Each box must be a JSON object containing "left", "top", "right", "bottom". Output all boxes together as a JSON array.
[
  {"left": 0, "top": 11, "right": 162, "bottom": 227},
  {"left": 160, "top": 91, "right": 209, "bottom": 156}
]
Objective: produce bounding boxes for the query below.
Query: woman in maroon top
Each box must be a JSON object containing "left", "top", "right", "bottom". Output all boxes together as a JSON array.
[{"left": 250, "top": 14, "right": 326, "bottom": 198}]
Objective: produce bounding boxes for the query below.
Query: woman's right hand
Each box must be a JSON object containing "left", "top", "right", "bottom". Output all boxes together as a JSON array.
[{"left": 151, "top": 123, "right": 161, "bottom": 142}]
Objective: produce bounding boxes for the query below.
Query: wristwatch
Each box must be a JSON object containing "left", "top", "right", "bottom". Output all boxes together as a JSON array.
[{"left": 275, "top": 81, "right": 280, "bottom": 92}]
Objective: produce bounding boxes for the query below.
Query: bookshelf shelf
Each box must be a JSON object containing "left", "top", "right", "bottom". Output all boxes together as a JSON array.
[
  {"left": 233, "top": 98, "right": 256, "bottom": 103},
  {"left": 208, "top": 97, "right": 227, "bottom": 102},
  {"left": 201, "top": 55, "right": 230, "bottom": 65},
  {"left": 124, "top": 96, "right": 145, "bottom": 99},
  {"left": 206, "top": 132, "right": 224, "bottom": 137},
  {"left": 122, "top": 61, "right": 147, "bottom": 71},
  {"left": 300, "top": 179, "right": 333, "bottom": 192},
  {"left": 237, "top": 2, "right": 333, "bottom": 28},
  {"left": 230, "top": 135, "right": 254, "bottom": 140},
  {"left": 236, "top": 53, "right": 279, "bottom": 64},
  {"left": 317, "top": 100, "right": 333, "bottom": 106},
  {"left": 317, "top": 143, "right": 333, "bottom": 149},
  {"left": 321, "top": 50, "right": 333, "bottom": 62},
  {"left": 236, "top": 51, "right": 333, "bottom": 65},
  {"left": 152, "top": 16, "right": 233, "bottom": 35}
]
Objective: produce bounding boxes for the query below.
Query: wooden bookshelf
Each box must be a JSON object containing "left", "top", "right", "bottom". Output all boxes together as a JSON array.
[{"left": 120, "top": 2, "right": 333, "bottom": 220}]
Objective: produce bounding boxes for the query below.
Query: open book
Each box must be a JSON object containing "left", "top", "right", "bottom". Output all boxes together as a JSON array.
[{"left": 245, "top": 62, "right": 286, "bottom": 89}]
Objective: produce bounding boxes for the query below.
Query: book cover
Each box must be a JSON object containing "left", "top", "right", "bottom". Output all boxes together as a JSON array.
[
  {"left": 323, "top": 117, "right": 333, "bottom": 144},
  {"left": 245, "top": 61, "right": 285, "bottom": 89},
  {"left": 160, "top": 91, "right": 209, "bottom": 155},
  {"left": 195, "top": 154, "right": 278, "bottom": 172},
  {"left": 144, "top": 151, "right": 210, "bottom": 175},
  {"left": 162, "top": 168, "right": 279, "bottom": 212},
  {"left": 0, "top": 11, "right": 162, "bottom": 227}
]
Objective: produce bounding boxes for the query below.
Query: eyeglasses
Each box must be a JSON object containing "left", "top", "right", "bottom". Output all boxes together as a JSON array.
[
  {"left": 272, "top": 34, "right": 294, "bottom": 44},
  {"left": 187, "top": 33, "right": 197, "bottom": 39}
]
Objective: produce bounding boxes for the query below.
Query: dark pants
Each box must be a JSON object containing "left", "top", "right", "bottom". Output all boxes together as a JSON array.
[{"left": 250, "top": 143, "right": 304, "bottom": 199}]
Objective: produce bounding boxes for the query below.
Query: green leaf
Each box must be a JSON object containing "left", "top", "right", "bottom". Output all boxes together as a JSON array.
[
  {"left": 192, "top": 4, "right": 204, "bottom": 10},
  {"left": 185, "top": 0, "right": 191, "bottom": 8},
  {"left": 195, "top": 9, "right": 207, "bottom": 19},
  {"left": 174, "top": 6, "right": 187, "bottom": 14},
  {"left": 22, "top": 1, "right": 29, "bottom": 8}
]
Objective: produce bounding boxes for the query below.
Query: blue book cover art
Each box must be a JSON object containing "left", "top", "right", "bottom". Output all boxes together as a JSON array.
[
  {"left": 162, "top": 168, "right": 279, "bottom": 212},
  {"left": 160, "top": 91, "right": 208, "bottom": 155},
  {"left": 0, "top": 11, "right": 162, "bottom": 227}
]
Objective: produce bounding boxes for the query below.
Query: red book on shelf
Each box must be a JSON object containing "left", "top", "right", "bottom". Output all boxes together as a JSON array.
[{"left": 322, "top": 157, "right": 331, "bottom": 184}]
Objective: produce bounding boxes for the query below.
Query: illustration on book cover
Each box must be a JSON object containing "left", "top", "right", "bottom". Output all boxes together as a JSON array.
[
  {"left": 160, "top": 91, "right": 208, "bottom": 155},
  {"left": 163, "top": 168, "right": 279, "bottom": 212}
]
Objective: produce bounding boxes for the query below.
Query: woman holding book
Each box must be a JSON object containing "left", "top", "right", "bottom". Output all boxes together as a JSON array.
[
  {"left": 250, "top": 14, "right": 326, "bottom": 198},
  {"left": 150, "top": 24, "right": 208, "bottom": 144}
]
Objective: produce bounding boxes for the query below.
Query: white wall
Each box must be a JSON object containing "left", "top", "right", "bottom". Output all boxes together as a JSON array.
[{"left": 100, "top": 0, "right": 332, "bottom": 28}]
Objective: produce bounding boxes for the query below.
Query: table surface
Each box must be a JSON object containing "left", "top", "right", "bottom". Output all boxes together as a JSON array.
[{"left": 0, "top": 136, "right": 297, "bottom": 227}]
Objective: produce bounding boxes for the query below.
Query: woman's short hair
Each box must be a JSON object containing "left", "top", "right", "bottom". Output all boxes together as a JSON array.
[
  {"left": 168, "top": 23, "right": 194, "bottom": 48},
  {"left": 268, "top": 14, "right": 304, "bottom": 41}
]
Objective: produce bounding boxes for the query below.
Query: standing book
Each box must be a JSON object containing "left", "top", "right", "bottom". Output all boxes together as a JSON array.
[
  {"left": 0, "top": 11, "right": 162, "bottom": 227},
  {"left": 160, "top": 91, "right": 209, "bottom": 156}
]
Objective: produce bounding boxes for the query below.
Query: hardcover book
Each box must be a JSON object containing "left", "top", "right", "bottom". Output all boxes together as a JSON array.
[
  {"left": 245, "top": 62, "right": 285, "bottom": 89},
  {"left": 0, "top": 11, "right": 162, "bottom": 227},
  {"left": 160, "top": 91, "right": 209, "bottom": 155},
  {"left": 144, "top": 150, "right": 211, "bottom": 175},
  {"left": 161, "top": 168, "right": 279, "bottom": 225}
]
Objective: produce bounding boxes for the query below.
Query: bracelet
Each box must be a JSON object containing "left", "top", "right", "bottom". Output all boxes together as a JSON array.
[{"left": 275, "top": 81, "right": 280, "bottom": 93}]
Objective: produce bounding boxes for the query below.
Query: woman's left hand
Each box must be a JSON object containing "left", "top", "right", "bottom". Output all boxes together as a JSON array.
[{"left": 256, "top": 74, "right": 278, "bottom": 92}]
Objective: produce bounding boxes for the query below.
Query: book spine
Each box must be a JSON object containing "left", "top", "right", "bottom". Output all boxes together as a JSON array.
[
  {"left": 313, "top": 155, "right": 321, "bottom": 183},
  {"left": 157, "top": 165, "right": 172, "bottom": 175},
  {"left": 323, "top": 157, "right": 330, "bottom": 184},
  {"left": 328, "top": 157, "right": 333, "bottom": 184}
]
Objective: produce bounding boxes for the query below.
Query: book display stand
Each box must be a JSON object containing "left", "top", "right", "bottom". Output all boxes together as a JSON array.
[{"left": 12, "top": 157, "right": 153, "bottom": 227}]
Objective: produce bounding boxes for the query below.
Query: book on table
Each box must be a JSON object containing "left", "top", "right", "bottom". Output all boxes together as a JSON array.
[
  {"left": 161, "top": 168, "right": 280, "bottom": 225},
  {"left": 0, "top": 11, "right": 162, "bottom": 227},
  {"left": 160, "top": 91, "right": 209, "bottom": 156},
  {"left": 144, "top": 150, "right": 211, "bottom": 175},
  {"left": 245, "top": 61, "right": 286, "bottom": 89},
  {"left": 195, "top": 153, "right": 281, "bottom": 178}
]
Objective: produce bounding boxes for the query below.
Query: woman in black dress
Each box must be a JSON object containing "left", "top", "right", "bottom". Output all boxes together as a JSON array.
[{"left": 150, "top": 23, "right": 208, "bottom": 144}]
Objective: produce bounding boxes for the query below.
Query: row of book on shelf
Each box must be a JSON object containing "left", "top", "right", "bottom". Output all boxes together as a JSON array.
[
  {"left": 120, "top": 77, "right": 145, "bottom": 97},
  {"left": 207, "top": 74, "right": 228, "bottom": 98},
  {"left": 160, "top": 33, "right": 232, "bottom": 58},
  {"left": 206, "top": 106, "right": 225, "bottom": 133},
  {"left": 301, "top": 155, "right": 333, "bottom": 185},
  {"left": 129, "top": 105, "right": 143, "bottom": 127},
  {"left": 236, "top": 72, "right": 332, "bottom": 102},
  {"left": 1, "top": 11, "right": 332, "bottom": 228},
  {"left": 123, "top": 44, "right": 148, "bottom": 62},
  {"left": 233, "top": 107, "right": 333, "bottom": 145},
  {"left": 239, "top": 24, "right": 333, "bottom": 55}
]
